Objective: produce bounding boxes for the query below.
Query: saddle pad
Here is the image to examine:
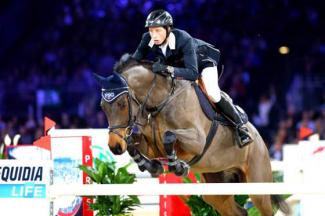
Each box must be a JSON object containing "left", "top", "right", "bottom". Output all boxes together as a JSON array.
[
  {"left": 192, "top": 82, "right": 217, "bottom": 121},
  {"left": 192, "top": 82, "right": 249, "bottom": 125}
]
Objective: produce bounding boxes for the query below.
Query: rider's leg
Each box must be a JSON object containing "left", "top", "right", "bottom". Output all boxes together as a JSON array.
[
  {"left": 201, "top": 66, "right": 221, "bottom": 103},
  {"left": 201, "top": 66, "right": 252, "bottom": 147},
  {"left": 216, "top": 95, "right": 253, "bottom": 146}
]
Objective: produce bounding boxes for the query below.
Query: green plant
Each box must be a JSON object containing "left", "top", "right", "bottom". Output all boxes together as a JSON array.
[
  {"left": 180, "top": 174, "right": 220, "bottom": 216},
  {"left": 79, "top": 158, "right": 140, "bottom": 216},
  {"left": 181, "top": 172, "right": 291, "bottom": 216},
  {"left": 0, "top": 143, "right": 5, "bottom": 159},
  {"left": 272, "top": 170, "right": 284, "bottom": 182},
  {"left": 181, "top": 194, "right": 219, "bottom": 216}
]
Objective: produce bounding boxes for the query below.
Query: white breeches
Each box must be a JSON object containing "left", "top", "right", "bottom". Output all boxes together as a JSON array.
[{"left": 201, "top": 66, "right": 221, "bottom": 102}]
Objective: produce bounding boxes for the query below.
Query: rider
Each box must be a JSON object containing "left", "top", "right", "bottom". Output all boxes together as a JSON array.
[{"left": 132, "top": 9, "right": 252, "bottom": 147}]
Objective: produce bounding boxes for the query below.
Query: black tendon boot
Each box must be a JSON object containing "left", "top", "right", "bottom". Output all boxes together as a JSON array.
[{"left": 163, "top": 131, "right": 189, "bottom": 176}]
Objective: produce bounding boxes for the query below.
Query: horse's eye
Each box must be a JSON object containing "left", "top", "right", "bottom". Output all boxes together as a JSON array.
[{"left": 117, "top": 100, "right": 127, "bottom": 110}]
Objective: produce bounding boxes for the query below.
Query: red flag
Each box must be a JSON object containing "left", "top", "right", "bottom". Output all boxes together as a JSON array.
[
  {"left": 299, "top": 127, "right": 313, "bottom": 140},
  {"left": 33, "top": 135, "right": 51, "bottom": 151},
  {"left": 44, "top": 116, "right": 56, "bottom": 135}
]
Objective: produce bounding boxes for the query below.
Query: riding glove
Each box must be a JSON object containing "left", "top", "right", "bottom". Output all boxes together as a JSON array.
[
  {"left": 152, "top": 62, "right": 167, "bottom": 73},
  {"left": 152, "top": 62, "right": 174, "bottom": 77}
]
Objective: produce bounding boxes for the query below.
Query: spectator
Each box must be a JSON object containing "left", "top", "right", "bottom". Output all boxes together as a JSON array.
[{"left": 0, "top": 1, "right": 323, "bottom": 152}]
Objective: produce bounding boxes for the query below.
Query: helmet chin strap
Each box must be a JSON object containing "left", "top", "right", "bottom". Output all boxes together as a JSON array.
[{"left": 159, "top": 38, "right": 168, "bottom": 46}]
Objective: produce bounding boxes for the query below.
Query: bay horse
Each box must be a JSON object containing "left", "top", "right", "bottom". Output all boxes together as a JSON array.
[{"left": 94, "top": 54, "right": 289, "bottom": 216}]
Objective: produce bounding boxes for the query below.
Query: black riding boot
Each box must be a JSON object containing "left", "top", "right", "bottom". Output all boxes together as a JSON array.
[{"left": 215, "top": 97, "right": 253, "bottom": 147}]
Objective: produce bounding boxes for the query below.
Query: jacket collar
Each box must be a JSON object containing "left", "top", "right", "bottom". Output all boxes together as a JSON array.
[{"left": 148, "top": 32, "right": 176, "bottom": 50}]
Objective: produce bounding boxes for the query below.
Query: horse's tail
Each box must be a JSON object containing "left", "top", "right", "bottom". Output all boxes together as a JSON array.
[{"left": 271, "top": 195, "right": 291, "bottom": 215}]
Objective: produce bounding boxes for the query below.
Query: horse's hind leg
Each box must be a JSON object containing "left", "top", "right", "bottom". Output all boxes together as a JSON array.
[
  {"left": 202, "top": 173, "right": 247, "bottom": 216},
  {"left": 249, "top": 195, "right": 273, "bottom": 216},
  {"left": 245, "top": 141, "right": 274, "bottom": 216},
  {"left": 202, "top": 195, "right": 248, "bottom": 216},
  {"left": 246, "top": 174, "right": 273, "bottom": 215}
]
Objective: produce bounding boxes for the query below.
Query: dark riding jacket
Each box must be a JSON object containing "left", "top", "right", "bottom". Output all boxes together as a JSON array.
[{"left": 133, "top": 28, "right": 220, "bottom": 81}]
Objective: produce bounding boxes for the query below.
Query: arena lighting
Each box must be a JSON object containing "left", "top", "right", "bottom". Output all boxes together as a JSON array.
[{"left": 279, "top": 46, "right": 290, "bottom": 54}]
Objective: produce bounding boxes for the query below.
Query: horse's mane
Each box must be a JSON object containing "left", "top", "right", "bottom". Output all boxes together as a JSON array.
[{"left": 114, "top": 53, "right": 153, "bottom": 74}]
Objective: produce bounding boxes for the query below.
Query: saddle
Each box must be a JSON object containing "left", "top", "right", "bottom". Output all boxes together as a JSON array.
[
  {"left": 181, "top": 80, "right": 249, "bottom": 167},
  {"left": 193, "top": 79, "right": 248, "bottom": 126}
]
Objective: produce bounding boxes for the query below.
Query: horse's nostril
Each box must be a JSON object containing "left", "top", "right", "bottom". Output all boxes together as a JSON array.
[
  {"left": 116, "top": 144, "right": 122, "bottom": 154},
  {"left": 111, "top": 144, "right": 123, "bottom": 155}
]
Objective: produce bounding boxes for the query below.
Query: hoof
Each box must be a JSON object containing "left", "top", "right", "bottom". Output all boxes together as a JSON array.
[
  {"left": 173, "top": 161, "right": 190, "bottom": 177},
  {"left": 138, "top": 164, "right": 146, "bottom": 172},
  {"left": 150, "top": 159, "right": 164, "bottom": 177}
]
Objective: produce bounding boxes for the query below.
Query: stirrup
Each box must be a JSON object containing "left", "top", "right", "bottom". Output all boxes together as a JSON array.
[
  {"left": 236, "top": 126, "right": 253, "bottom": 148},
  {"left": 240, "top": 135, "right": 253, "bottom": 146}
]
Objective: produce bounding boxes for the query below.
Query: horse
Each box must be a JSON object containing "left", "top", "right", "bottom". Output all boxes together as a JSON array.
[{"left": 94, "top": 54, "right": 289, "bottom": 216}]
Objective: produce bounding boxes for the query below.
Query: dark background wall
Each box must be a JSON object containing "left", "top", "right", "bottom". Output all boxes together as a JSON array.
[{"left": 0, "top": 0, "right": 324, "bottom": 150}]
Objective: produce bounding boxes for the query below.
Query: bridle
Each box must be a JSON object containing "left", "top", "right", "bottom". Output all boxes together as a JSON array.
[
  {"left": 102, "top": 78, "right": 142, "bottom": 141},
  {"left": 103, "top": 73, "right": 177, "bottom": 144}
]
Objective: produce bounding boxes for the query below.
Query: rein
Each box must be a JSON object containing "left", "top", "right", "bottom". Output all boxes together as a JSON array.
[{"left": 140, "top": 74, "right": 176, "bottom": 118}]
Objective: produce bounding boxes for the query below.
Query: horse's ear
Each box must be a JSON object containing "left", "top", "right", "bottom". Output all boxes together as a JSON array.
[
  {"left": 120, "top": 53, "right": 132, "bottom": 63},
  {"left": 93, "top": 73, "right": 127, "bottom": 89},
  {"left": 114, "top": 53, "right": 134, "bottom": 73},
  {"left": 93, "top": 73, "right": 106, "bottom": 87}
]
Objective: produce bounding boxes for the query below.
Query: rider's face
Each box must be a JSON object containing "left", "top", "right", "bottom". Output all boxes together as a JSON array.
[{"left": 148, "top": 27, "right": 167, "bottom": 45}]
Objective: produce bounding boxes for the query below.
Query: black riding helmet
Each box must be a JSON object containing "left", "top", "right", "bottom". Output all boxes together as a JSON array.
[
  {"left": 145, "top": 9, "right": 173, "bottom": 28},
  {"left": 145, "top": 10, "right": 173, "bottom": 44}
]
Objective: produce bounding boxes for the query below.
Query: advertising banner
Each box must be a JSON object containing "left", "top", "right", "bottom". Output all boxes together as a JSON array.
[
  {"left": 51, "top": 136, "right": 93, "bottom": 216},
  {"left": 0, "top": 160, "right": 51, "bottom": 216}
]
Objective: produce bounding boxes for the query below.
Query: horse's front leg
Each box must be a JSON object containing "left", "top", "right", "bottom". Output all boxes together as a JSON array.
[
  {"left": 163, "top": 131, "right": 188, "bottom": 176},
  {"left": 163, "top": 128, "right": 206, "bottom": 176},
  {"left": 126, "top": 135, "right": 164, "bottom": 177}
]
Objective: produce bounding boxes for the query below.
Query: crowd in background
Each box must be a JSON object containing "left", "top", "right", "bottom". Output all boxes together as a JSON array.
[{"left": 0, "top": 0, "right": 324, "bottom": 159}]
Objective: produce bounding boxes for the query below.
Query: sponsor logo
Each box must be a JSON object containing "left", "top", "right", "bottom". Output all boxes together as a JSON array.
[
  {"left": 0, "top": 183, "right": 46, "bottom": 198},
  {"left": 0, "top": 166, "right": 43, "bottom": 182},
  {"left": 103, "top": 92, "right": 115, "bottom": 101}
]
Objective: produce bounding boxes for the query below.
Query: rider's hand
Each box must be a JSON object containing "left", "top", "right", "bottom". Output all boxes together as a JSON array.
[
  {"left": 152, "top": 62, "right": 174, "bottom": 77},
  {"left": 152, "top": 62, "right": 167, "bottom": 74}
]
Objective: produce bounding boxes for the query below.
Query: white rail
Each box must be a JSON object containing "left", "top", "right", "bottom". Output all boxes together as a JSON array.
[{"left": 49, "top": 183, "right": 325, "bottom": 199}]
